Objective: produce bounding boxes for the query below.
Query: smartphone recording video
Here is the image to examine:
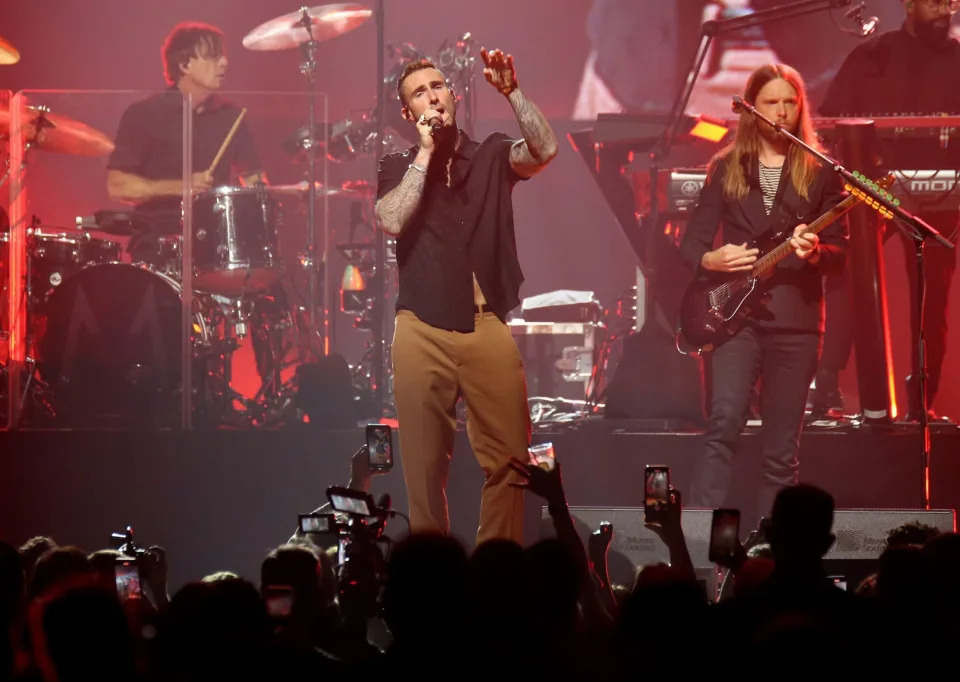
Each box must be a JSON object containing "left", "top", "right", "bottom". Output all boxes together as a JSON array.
[
  {"left": 644, "top": 465, "right": 671, "bottom": 525},
  {"left": 263, "top": 584, "right": 294, "bottom": 618},
  {"left": 114, "top": 557, "right": 142, "bottom": 602},
  {"left": 708, "top": 508, "right": 741, "bottom": 563},
  {"left": 366, "top": 424, "right": 394, "bottom": 472}
]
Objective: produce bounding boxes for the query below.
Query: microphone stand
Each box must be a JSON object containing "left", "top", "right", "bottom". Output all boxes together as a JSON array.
[
  {"left": 733, "top": 95, "right": 955, "bottom": 510},
  {"left": 657, "top": 0, "right": 852, "bottom": 160},
  {"left": 372, "top": 0, "right": 387, "bottom": 416}
]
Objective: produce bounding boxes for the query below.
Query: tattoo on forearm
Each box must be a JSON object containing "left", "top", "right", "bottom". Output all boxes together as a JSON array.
[
  {"left": 375, "top": 168, "right": 426, "bottom": 234},
  {"left": 508, "top": 89, "right": 558, "bottom": 170}
]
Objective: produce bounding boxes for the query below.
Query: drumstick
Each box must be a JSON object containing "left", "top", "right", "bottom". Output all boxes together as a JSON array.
[{"left": 205, "top": 108, "right": 246, "bottom": 176}]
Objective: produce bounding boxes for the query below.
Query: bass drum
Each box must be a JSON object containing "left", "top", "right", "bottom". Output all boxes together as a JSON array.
[{"left": 36, "top": 263, "right": 209, "bottom": 428}]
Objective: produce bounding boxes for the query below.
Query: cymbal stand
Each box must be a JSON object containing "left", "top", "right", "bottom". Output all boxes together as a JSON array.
[
  {"left": 0, "top": 156, "right": 11, "bottom": 190},
  {"left": 5, "top": 108, "right": 58, "bottom": 428},
  {"left": 295, "top": 8, "right": 328, "bottom": 360}
]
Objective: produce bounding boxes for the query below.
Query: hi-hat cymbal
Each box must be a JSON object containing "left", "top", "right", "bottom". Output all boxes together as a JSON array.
[
  {"left": 0, "top": 36, "right": 19, "bottom": 65},
  {"left": 242, "top": 3, "right": 372, "bottom": 51},
  {"left": 0, "top": 105, "right": 114, "bottom": 156}
]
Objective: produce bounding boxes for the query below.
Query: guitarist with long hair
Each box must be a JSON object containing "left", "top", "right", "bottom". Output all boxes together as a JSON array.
[{"left": 678, "top": 63, "right": 849, "bottom": 521}]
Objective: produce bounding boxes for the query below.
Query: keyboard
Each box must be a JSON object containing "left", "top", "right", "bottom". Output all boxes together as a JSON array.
[{"left": 638, "top": 168, "right": 960, "bottom": 215}]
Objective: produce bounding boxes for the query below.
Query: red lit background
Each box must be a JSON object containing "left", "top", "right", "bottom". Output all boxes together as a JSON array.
[{"left": 2, "top": 0, "right": 958, "bottom": 418}]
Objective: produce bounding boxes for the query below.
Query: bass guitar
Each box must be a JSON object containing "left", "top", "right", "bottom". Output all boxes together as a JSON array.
[{"left": 676, "top": 173, "right": 894, "bottom": 353}]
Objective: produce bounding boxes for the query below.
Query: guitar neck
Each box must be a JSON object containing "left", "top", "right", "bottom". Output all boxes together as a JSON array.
[{"left": 751, "top": 192, "right": 860, "bottom": 278}]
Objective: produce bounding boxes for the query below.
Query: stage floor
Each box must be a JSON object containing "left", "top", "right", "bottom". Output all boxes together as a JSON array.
[{"left": 1, "top": 419, "right": 957, "bottom": 589}]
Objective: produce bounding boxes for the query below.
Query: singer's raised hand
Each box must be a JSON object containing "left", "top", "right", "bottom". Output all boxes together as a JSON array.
[{"left": 481, "top": 47, "right": 518, "bottom": 96}]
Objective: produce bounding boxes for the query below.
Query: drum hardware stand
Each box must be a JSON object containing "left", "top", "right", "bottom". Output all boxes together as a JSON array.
[
  {"left": 294, "top": 8, "right": 328, "bottom": 362},
  {"left": 2, "top": 232, "right": 56, "bottom": 427}
]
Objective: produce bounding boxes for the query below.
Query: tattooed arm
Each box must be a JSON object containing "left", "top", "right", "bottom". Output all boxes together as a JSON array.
[
  {"left": 506, "top": 88, "right": 559, "bottom": 178},
  {"left": 375, "top": 147, "right": 432, "bottom": 236},
  {"left": 480, "top": 47, "right": 558, "bottom": 179}
]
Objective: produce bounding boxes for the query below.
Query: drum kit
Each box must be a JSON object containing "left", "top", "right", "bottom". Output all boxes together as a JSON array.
[{"left": 1, "top": 5, "right": 479, "bottom": 429}]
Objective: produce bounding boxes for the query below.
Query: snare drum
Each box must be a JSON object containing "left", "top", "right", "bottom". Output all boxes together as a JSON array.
[
  {"left": 36, "top": 262, "right": 210, "bottom": 427},
  {"left": 191, "top": 186, "right": 281, "bottom": 294}
]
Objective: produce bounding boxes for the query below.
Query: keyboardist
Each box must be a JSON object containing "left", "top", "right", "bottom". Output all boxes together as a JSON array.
[{"left": 812, "top": 0, "right": 960, "bottom": 422}]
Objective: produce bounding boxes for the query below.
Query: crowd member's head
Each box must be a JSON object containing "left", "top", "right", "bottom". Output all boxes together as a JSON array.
[
  {"left": 19, "top": 536, "right": 57, "bottom": 583},
  {"left": 886, "top": 521, "right": 942, "bottom": 549},
  {"left": 29, "top": 581, "right": 136, "bottom": 682},
  {"left": 767, "top": 484, "right": 836, "bottom": 570},
  {"left": 29, "top": 547, "right": 93, "bottom": 600}
]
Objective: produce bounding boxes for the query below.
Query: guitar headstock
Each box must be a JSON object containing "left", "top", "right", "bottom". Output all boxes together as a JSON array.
[
  {"left": 876, "top": 172, "right": 895, "bottom": 190},
  {"left": 844, "top": 171, "right": 899, "bottom": 219}
]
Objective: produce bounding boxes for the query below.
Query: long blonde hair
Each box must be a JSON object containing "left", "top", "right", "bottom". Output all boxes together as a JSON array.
[{"left": 709, "top": 63, "right": 822, "bottom": 201}]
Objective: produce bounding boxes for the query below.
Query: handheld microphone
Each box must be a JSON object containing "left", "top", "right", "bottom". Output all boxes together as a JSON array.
[{"left": 429, "top": 118, "right": 443, "bottom": 134}]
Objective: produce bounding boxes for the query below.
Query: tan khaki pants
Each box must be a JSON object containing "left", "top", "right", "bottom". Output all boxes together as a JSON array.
[{"left": 391, "top": 309, "right": 531, "bottom": 545}]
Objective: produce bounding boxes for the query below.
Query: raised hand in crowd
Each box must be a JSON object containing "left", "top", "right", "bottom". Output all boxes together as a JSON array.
[
  {"left": 589, "top": 521, "right": 614, "bottom": 592},
  {"left": 510, "top": 456, "right": 615, "bottom": 626},
  {"left": 644, "top": 488, "right": 696, "bottom": 582},
  {"left": 139, "top": 545, "right": 170, "bottom": 610}
]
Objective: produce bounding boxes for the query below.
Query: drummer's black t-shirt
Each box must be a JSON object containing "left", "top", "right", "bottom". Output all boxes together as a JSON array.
[{"left": 107, "top": 86, "right": 261, "bottom": 235}]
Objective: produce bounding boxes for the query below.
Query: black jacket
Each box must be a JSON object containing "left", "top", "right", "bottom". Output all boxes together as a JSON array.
[{"left": 679, "top": 155, "right": 848, "bottom": 333}]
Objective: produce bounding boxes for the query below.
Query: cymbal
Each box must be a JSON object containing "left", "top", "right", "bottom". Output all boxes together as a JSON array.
[
  {"left": 282, "top": 122, "right": 332, "bottom": 158},
  {"left": 242, "top": 3, "right": 372, "bottom": 51},
  {"left": 0, "top": 36, "right": 19, "bottom": 65},
  {"left": 340, "top": 179, "right": 374, "bottom": 197},
  {"left": 267, "top": 180, "right": 363, "bottom": 198},
  {"left": 0, "top": 105, "right": 114, "bottom": 156}
]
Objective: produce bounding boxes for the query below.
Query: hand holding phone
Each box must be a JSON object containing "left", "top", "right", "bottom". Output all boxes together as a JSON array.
[
  {"left": 365, "top": 424, "right": 394, "bottom": 472},
  {"left": 114, "top": 557, "right": 143, "bottom": 602},
  {"left": 588, "top": 521, "right": 613, "bottom": 563},
  {"left": 708, "top": 508, "right": 742, "bottom": 564},
  {"left": 643, "top": 465, "right": 671, "bottom": 526}
]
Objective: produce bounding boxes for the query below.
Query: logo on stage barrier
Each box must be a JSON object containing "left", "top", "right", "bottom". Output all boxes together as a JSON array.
[{"left": 833, "top": 529, "right": 864, "bottom": 553}]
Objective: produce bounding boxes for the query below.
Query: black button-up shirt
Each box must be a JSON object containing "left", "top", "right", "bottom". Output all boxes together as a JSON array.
[
  {"left": 377, "top": 131, "right": 526, "bottom": 332},
  {"left": 820, "top": 25, "right": 960, "bottom": 118},
  {"left": 107, "top": 87, "right": 261, "bottom": 232}
]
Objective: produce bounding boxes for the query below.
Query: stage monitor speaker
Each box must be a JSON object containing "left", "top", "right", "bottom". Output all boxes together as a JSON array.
[
  {"left": 543, "top": 506, "right": 955, "bottom": 598},
  {"left": 823, "top": 508, "right": 955, "bottom": 591},
  {"left": 824, "top": 508, "right": 955, "bottom": 560}
]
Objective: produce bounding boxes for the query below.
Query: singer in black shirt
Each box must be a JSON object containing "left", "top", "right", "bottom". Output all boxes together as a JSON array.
[
  {"left": 815, "top": 0, "right": 960, "bottom": 421},
  {"left": 375, "top": 52, "right": 557, "bottom": 545}
]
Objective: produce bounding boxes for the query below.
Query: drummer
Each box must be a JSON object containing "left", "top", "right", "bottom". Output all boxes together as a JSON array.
[{"left": 106, "top": 22, "right": 268, "bottom": 264}]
